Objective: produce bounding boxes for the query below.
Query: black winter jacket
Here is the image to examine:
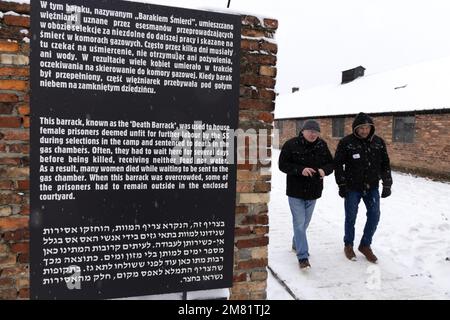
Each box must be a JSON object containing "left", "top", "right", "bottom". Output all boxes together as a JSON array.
[
  {"left": 279, "top": 134, "right": 334, "bottom": 200},
  {"left": 334, "top": 112, "right": 393, "bottom": 191}
]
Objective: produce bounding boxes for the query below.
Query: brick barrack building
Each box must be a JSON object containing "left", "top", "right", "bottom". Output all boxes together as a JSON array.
[{"left": 275, "top": 57, "right": 450, "bottom": 180}]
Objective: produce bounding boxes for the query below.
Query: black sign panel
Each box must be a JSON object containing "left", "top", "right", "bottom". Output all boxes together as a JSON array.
[{"left": 30, "top": 0, "right": 240, "bottom": 299}]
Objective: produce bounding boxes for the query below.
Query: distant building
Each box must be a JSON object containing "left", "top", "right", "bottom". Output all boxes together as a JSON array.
[{"left": 275, "top": 57, "right": 450, "bottom": 179}]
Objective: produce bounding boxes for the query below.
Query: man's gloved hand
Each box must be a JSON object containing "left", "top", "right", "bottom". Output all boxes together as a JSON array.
[
  {"left": 338, "top": 185, "right": 347, "bottom": 198},
  {"left": 381, "top": 186, "right": 391, "bottom": 198}
]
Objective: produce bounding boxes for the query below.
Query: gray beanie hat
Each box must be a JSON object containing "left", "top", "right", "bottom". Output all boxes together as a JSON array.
[{"left": 302, "top": 119, "right": 320, "bottom": 132}]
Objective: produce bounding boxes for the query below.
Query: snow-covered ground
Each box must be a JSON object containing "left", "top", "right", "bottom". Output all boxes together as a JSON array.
[{"left": 267, "top": 148, "right": 450, "bottom": 300}]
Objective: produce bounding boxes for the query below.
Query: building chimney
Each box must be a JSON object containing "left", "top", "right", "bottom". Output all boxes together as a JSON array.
[
  {"left": 292, "top": 87, "right": 299, "bottom": 93},
  {"left": 341, "top": 66, "right": 365, "bottom": 84}
]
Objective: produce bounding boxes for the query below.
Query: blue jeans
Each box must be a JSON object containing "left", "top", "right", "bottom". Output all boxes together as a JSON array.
[
  {"left": 288, "top": 196, "right": 316, "bottom": 260},
  {"left": 344, "top": 187, "right": 380, "bottom": 247}
]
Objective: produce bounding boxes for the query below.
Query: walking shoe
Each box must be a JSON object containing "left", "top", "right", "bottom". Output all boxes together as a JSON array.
[
  {"left": 344, "top": 245, "right": 357, "bottom": 261},
  {"left": 299, "top": 259, "right": 311, "bottom": 269},
  {"left": 358, "top": 245, "right": 378, "bottom": 263}
]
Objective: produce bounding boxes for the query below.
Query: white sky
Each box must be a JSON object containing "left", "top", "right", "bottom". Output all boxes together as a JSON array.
[
  {"left": 12, "top": 0, "right": 450, "bottom": 93},
  {"left": 140, "top": 0, "right": 450, "bottom": 94}
]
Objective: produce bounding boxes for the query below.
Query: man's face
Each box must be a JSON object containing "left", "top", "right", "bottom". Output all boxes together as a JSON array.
[
  {"left": 356, "top": 124, "right": 371, "bottom": 139},
  {"left": 303, "top": 129, "right": 319, "bottom": 142}
]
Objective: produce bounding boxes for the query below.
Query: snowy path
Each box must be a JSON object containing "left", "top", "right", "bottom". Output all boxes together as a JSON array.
[{"left": 267, "top": 149, "right": 450, "bottom": 300}]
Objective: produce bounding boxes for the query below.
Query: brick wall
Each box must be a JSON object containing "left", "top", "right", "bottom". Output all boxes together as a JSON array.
[
  {"left": 230, "top": 15, "right": 277, "bottom": 300},
  {"left": 0, "top": 1, "right": 277, "bottom": 300},
  {"left": 0, "top": 0, "right": 31, "bottom": 300},
  {"left": 277, "top": 112, "right": 450, "bottom": 179},
  {"left": 378, "top": 113, "right": 450, "bottom": 178}
]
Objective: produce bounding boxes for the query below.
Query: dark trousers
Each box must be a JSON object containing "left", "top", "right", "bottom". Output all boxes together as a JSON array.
[{"left": 344, "top": 187, "right": 380, "bottom": 247}]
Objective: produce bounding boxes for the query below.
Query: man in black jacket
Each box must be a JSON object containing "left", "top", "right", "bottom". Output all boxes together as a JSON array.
[
  {"left": 334, "top": 112, "right": 392, "bottom": 263},
  {"left": 279, "top": 120, "right": 334, "bottom": 269}
]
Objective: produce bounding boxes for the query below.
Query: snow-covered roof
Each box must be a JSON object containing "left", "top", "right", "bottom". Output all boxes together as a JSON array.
[{"left": 275, "top": 56, "right": 450, "bottom": 119}]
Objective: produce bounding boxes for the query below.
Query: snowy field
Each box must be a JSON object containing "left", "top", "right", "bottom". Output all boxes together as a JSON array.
[{"left": 267, "top": 148, "right": 450, "bottom": 300}]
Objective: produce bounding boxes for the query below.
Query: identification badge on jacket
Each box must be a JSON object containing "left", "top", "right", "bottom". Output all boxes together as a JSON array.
[{"left": 352, "top": 153, "right": 360, "bottom": 159}]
